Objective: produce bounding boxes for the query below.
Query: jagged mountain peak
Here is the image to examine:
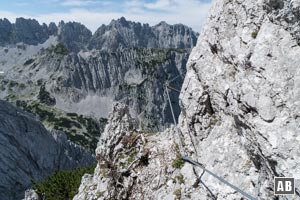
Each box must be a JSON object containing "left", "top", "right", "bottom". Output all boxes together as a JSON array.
[
  {"left": 89, "top": 17, "right": 198, "bottom": 50},
  {"left": 15, "top": 17, "right": 40, "bottom": 25},
  {"left": 0, "top": 17, "right": 51, "bottom": 46},
  {"left": 58, "top": 20, "right": 92, "bottom": 52},
  {"left": 109, "top": 16, "right": 131, "bottom": 27}
]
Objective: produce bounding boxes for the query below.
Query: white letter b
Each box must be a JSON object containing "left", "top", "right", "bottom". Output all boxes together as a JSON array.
[{"left": 286, "top": 181, "right": 292, "bottom": 191}]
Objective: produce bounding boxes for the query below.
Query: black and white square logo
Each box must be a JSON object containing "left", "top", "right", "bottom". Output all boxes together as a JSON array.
[{"left": 274, "top": 177, "right": 295, "bottom": 195}]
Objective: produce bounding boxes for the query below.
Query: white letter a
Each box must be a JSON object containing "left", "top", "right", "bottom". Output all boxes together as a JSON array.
[{"left": 277, "top": 181, "right": 284, "bottom": 191}]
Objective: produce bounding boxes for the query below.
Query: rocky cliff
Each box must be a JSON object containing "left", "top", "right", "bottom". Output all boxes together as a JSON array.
[
  {"left": 0, "top": 100, "right": 95, "bottom": 200},
  {"left": 179, "top": 0, "right": 300, "bottom": 199},
  {"left": 74, "top": 0, "right": 300, "bottom": 199}
]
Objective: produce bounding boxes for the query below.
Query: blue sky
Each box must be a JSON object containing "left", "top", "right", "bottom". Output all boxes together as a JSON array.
[{"left": 0, "top": 0, "right": 211, "bottom": 32}]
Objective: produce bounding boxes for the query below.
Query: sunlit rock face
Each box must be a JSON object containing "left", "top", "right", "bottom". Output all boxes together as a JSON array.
[
  {"left": 0, "top": 100, "right": 94, "bottom": 200},
  {"left": 179, "top": 0, "right": 300, "bottom": 199}
]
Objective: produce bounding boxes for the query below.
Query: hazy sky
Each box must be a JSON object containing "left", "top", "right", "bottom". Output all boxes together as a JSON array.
[{"left": 0, "top": 0, "right": 211, "bottom": 32}]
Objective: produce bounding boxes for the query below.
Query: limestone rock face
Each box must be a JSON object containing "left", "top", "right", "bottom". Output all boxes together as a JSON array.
[
  {"left": 178, "top": 0, "right": 300, "bottom": 199},
  {"left": 0, "top": 100, "right": 95, "bottom": 200},
  {"left": 73, "top": 103, "right": 191, "bottom": 200}
]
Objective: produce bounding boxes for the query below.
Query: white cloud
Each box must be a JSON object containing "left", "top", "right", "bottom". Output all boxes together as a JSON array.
[
  {"left": 144, "top": 0, "right": 176, "bottom": 10},
  {"left": 62, "top": 0, "right": 97, "bottom": 6},
  {"left": 0, "top": 0, "right": 211, "bottom": 33},
  {"left": 125, "top": 0, "right": 143, "bottom": 7}
]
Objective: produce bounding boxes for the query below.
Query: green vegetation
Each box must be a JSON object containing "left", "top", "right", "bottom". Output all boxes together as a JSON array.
[
  {"left": 251, "top": 31, "right": 258, "bottom": 39},
  {"left": 19, "top": 83, "right": 26, "bottom": 89},
  {"left": 32, "top": 164, "right": 96, "bottom": 200},
  {"left": 54, "top": 43, "right": 69, "bottom": 55},
  {"left": 173, "top": 188, "right": 181, "bottom": 200},
  {"left": 5, "top": 94, "right": 17, "bottom": 101},
  {"left": 8, "top": 80, "right": 18, "bottom": 88},
  {"left": 172, "top": 153, "right": 185, "bottom": 169},
  {"left": 38, "top": 84, "right": 56, "bottom": 106},
  {"left": 172, "top": 143, "right": 185, "bottom": 169},
  {"left": 135, "top": 48, "right": 186, "bottom": 75},
  {"left": 18, "top": 100, "right": 106, "bottom": 152},
  {"left": 126, "top": 150, "right": 138, "bottom": 167},
  {"left": 97, "top": 191, "right": 105, "bottom": 198},
  {"left": 119, "top": 82, "right": 136, "bottom": 91},
  {"left": 176, "top": 173, "right": 185, "bottom": 184}
]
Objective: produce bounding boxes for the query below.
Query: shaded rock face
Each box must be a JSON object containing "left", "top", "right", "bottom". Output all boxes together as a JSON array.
[
  {"left": 0, "top": 18, "right": 90, "bottom": 51},
  {"left": 58, "top": 21, "right": 92, "bottom": 52},
  {"left": 265, "top": 0, "right": 300, "bottom": 45},
  {"left": 0, "top": 18, "right": 51, "bottom": 46},
  {"left": 14, "top": 18, "right": 50, "bottom": 46},
  {"left": 0, "top": 18, "right": 13, "bottom": 45},
  {"left": 178, "top": 0, "right": 300, "bottom": 199},
  {"left": 0, "top": 100, "right": 95, "bottom": 200}
]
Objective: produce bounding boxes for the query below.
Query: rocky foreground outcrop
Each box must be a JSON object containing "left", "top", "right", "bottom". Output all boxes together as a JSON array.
[
  {"left": 0, "top": 100, "right": 95, "bottom": 200},
  {"left": 73, "top": 103, "right": 188, "bottom": 200},
  {"left": 74, "top": 0, "right": 300, "bottom": 199}
]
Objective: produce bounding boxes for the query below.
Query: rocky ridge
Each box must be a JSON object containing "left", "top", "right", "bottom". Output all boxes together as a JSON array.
[
  {"left": 74, "top": 0, "right": 300, "bottom": 199},
  {"left": 0, "top": 100, "right": 95, "bottom": 200},
  {"left": 89, "top": 17, "right": 197, "bottom": 51},
  {"left": 73, "top": 103, "right": 193, "bottom": 200}
]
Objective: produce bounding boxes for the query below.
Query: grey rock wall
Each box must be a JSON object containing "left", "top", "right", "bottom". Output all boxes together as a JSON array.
[
  {"left": 0, "top": 100, "right": 95, "bottom": 200},
  {"left": 178, "top": 0, "right": 300, "bottom": 199},
  {"left": 0, "top": 18, "right": 51, "bottom": 46}
]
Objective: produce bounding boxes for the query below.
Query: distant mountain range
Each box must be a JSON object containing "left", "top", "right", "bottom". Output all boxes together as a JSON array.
[{"left": 0, "top": 17, "right": 197, "bottom": 51}]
